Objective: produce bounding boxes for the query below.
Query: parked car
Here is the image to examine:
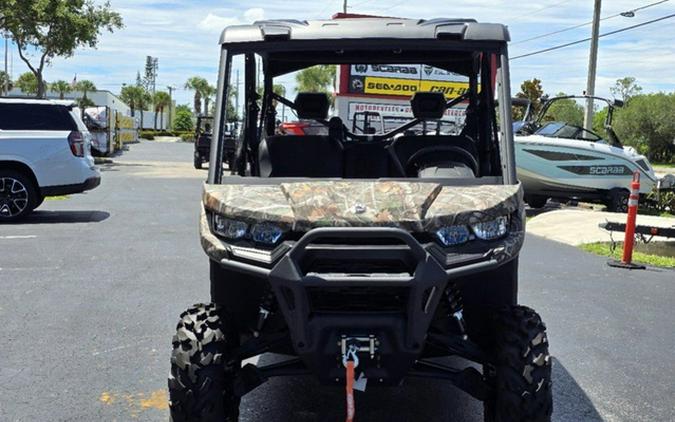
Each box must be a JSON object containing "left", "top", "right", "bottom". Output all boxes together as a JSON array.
[{"left": 0, "top": 98, "right": 101, "bottom": 221}]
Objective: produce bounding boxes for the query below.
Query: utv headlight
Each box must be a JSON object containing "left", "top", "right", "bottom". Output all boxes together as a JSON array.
[
  {"left": 471, "top": 216, "right": 509, "bottom": 240},
  {"left": 251, "top": 223, "right": 284, "bottom": 245},
  {"left": 436, "top": 225, "right": 471, "bottom": 246},
  {"left": 213, "top": 215, "right": 248, "bottom": 239}
]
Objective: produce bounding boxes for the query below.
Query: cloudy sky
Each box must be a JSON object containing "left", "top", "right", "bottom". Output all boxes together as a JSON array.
[{"left": 5, "top": 0, "right": 674, "bottom": 106}]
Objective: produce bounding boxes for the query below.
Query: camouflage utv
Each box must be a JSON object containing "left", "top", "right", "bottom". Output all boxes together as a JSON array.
[{"left": 169, "top": 17, "right": 553, "bottom": 422}]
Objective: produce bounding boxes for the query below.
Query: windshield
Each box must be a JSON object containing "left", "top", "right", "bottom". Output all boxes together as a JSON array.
[{"left": 214, "top": 43, "right": 514, "bottom": 183}]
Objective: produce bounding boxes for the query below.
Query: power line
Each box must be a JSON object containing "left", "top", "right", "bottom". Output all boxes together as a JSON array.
[
  {"left": 513, "top": 0, "right": 671, "bottom": 45},
  {"left": 511, "top": 12, "right": 675, "bottom": 60}
]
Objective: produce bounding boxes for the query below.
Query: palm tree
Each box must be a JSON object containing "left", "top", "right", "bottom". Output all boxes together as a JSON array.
[
  {"left": 184, "top": 76, "right": 209, "bottom": 116},
  {"left": 0, "top": 71, "right": 13, "bottom": 94},
  {"left": 50, "top": 80, "right": 72, "bottom": 100},
  {"left": 203, "top": 84, "right": 216, "bottom": 116},
  {"left": 120, "top": 85, "right": 152, "bottom": 130},
  {"left": 76, "top": 80, "right": 97, "bottom": 103},
  {"left": 153, "top": 91, "right": 171, "bottom": 130}
]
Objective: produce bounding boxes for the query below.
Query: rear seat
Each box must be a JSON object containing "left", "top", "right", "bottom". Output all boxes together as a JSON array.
[
  {"left": 259, "top": 135, "right": 343, "bottom": 177},
  {"left": 259, "top": 93, "right": 344, "bottom": 177}
]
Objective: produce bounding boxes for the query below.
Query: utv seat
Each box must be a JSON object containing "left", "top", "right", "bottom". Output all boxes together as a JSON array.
[{"left": 259, "top": 93, "right": 343, "bottom": 177}]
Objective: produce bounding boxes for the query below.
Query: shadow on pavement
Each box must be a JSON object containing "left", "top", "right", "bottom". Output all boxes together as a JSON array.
[
  {"left": 239, "top": 355, "right": 603, "bottom": 421},
  {"left": 20, "top": 210, "right": 110, "bottom": 224},
  {"left": 551, "top": 357, "right": 603, "bottom": 422}
]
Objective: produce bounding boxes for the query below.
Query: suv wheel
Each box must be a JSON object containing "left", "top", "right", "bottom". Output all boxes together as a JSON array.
[
  {"left": 0, "top": 170, "right": 37, "bottom": 222},
  {"left": 484, "top": 306, "right": 552, "bottom": 422},
  {"left": 169, "top": 303, "right": 240, "bottom": 422}
]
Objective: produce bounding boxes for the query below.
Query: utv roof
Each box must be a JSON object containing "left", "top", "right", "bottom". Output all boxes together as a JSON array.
[{"left": 220, "top": 18, "right": 510, "bottom": 45}]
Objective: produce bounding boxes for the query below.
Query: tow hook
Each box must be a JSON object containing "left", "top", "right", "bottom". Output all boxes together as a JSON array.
[{"left": 340, "top": 335, "right": 378, "bottom": 360}]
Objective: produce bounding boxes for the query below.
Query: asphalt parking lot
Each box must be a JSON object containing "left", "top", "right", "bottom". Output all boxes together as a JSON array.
[{"left": 1, "top": 141, "right": 673, "bottom": 422}]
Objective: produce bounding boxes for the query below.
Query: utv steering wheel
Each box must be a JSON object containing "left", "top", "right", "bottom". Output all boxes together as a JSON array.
[{"left": 404, "top": 146, "right": 479, "bottom": 177}]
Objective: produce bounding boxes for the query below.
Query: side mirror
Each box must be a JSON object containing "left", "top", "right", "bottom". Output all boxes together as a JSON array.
[{"left": 612, "top": 99, "right": 624, "bottom": 108}]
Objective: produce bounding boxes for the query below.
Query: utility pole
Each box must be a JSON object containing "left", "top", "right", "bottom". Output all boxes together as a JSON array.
[
  {"left": 584, "top": 0, "right": 602, "bottom": 132},
  {"left": 235, "top": 69, "right": 240, "bottom": 120},
  {"left": 4, "top": 36, "right": 8, "bottom": 96},
  {"left": 343, "top": 0, "right": 348, "bottom": 13},
  {"left": 167, "top": 85, "right": 175, "bottom": 130}
]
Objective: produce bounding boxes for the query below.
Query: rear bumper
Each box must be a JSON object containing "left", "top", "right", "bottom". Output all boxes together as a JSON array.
[{"left": 41, "top": 176, "right": 101, "bottom": 196}]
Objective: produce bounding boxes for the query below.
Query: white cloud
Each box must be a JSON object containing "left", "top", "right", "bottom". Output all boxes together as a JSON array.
[
  {"left": 244, "top": 8, "right": 266, "bottom": 23},
  {"left": 199, "top": 13, "right": 241, "bottom": 33}
]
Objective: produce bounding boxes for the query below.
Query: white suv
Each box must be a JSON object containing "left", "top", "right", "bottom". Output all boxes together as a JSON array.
[{"left": 0, "top": 98, "right": 101, "bottom": 221}]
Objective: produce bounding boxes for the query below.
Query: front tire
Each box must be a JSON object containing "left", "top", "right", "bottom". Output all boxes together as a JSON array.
[
  {"left": 484, "top": 306, "right": 553, "bottom": 422},
  {"left": 169, "top": 303, "right": 241, "bottom": 422},
  {"left": 0, "top": 170, "right": 38, "bottom": 222}
]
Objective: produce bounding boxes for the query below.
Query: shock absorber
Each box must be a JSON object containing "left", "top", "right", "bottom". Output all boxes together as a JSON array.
[{"left": 445, "top": 282, "right": 467, "bottom": 339}]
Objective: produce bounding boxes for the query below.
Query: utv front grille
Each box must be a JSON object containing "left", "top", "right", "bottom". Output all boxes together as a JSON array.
[{"left": 307, "top": 286, "right": 409, "bottom": 313}]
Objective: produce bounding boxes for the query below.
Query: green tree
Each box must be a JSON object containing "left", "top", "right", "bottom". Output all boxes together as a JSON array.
[
  {"left": 0, "top": 71, "right": 13, "bottom": 94},
  {"left": 173, "top": 104, "right": 194, "bottom": 131},
  {"left": 50, "top": 80, "right": 72, "bottom": 99},
  {"left": 592, "top": 107, "right": 609, "bottom": 138},
  {"left": 184, "top": 76, "right": 210, "bottom": 115},
  {"left": 295, "top": 65, "right": 336, "bottom": 97},
  {"left": 610, "top": 77, "right": 642, "bottom": 103},
  {"left": 613, "top": 93, "right": 675, "bottom": 162},
  {"left": 152, "top": 91, "right": 171, "bottom": 130},
  {"left": 78, "top": 97, "right": 96, "bottom": 109},
  {"left": 120, "top": 85, "right": 151, "bottom": 129},
  {"left": 203, "top": 84, "right": 216, "bottom": 116},
  {"left": 543, "top": 93, "right": 584, "bottom": 126},
  {"left": 15, "top": 71, "right": 39, "bottom": 95},
  {"left": 76, "top": 80, "right": 97, "bottom": 104},
  {"left": 515, "top": 78, "right": 544, "bottom": 119},
  {"left": 0, "top": 0, "right": 123, "bottom": 98},
  {"left": 224, "top": 85, "right": 239, "bottom": 122}
]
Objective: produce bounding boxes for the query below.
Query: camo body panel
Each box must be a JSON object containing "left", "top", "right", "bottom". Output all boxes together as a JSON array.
[
  {"left": 280, "top": 181, "right": 441, "bottom": 231},
  {"left": 200, "top": 205, "right": 228, "bottom": 262},
  {"left": 201, "top": 181, "right": 525, "bottom": 264},
  {"left": 203, "top": 181, "right": 522, "bottom": 231},
  {"left": 203, "top": 184, "right": 295, "bottom": 229}
]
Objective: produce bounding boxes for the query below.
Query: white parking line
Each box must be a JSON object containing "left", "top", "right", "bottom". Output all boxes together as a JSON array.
[{"left": 0, "top": 235, "right": 37, "bottom": 239}]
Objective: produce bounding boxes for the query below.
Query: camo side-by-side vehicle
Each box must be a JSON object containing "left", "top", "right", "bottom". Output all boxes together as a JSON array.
[{"left": 169, "top": 17, "right": 553, "bottom": 422}]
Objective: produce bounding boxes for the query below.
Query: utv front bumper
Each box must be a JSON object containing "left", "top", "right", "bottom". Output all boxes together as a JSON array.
[{"left": 206, "top": 221, "right": 522, "bottom": 384}]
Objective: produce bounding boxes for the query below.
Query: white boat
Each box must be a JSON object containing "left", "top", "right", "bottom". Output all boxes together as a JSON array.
[{"left": 514, "top": 96, "right": 658, "bottom": 212}]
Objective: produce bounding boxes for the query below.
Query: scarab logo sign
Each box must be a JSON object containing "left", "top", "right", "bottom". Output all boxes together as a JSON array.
[
  {"left": 354, "top": 64, "right": 368, "bottom": 73},
  {"left": 559, "top": 165, "right": 632, "bottom": 176}
]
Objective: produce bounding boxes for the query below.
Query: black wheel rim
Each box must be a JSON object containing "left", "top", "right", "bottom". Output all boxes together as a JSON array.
[{"left": 0, "top": 177, "right": 29, "bottom": 217}]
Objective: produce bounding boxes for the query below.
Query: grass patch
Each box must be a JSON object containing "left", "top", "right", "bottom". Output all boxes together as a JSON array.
[
  {"left": 653, "top": 163, "right": 675, "bottom": 170},
  {"left": 580, "top": 242, "right": 675, "bottom": 268},
  {"left": 45, "top": 195, "right": 70, "bottom": 201}
]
